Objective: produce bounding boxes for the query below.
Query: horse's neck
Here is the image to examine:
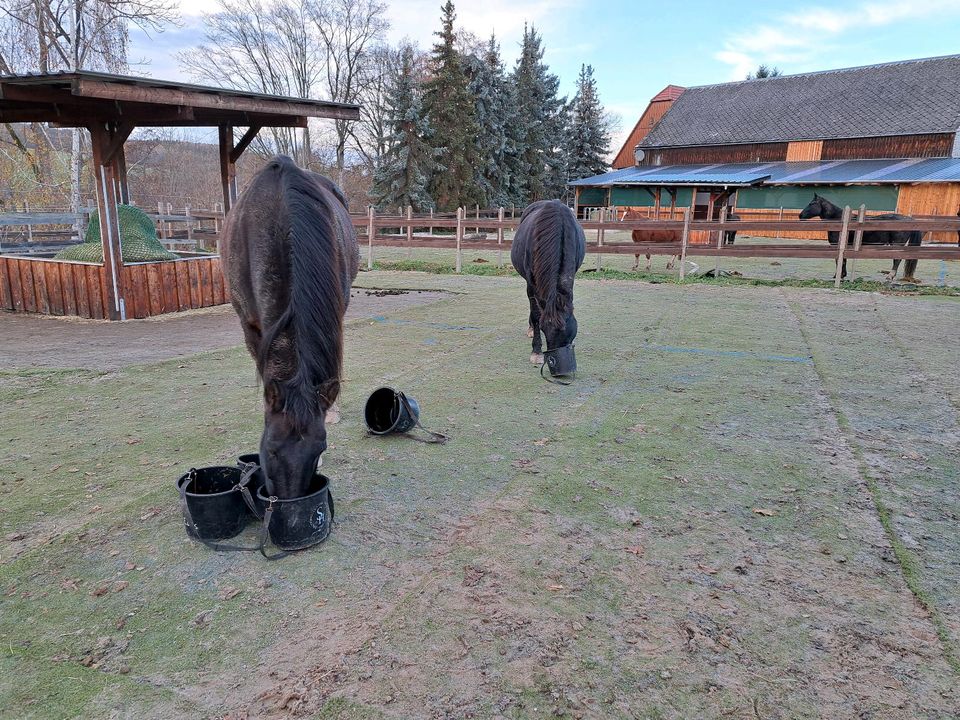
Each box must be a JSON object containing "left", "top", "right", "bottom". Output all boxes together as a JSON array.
[{"left": 821, "top": 201, "right": 843, "bottom": 219}]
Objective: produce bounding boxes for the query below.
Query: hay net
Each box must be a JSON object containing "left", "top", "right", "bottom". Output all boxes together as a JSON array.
[{"left": 55, "top": 204, "right": 178, "bottom": 262}]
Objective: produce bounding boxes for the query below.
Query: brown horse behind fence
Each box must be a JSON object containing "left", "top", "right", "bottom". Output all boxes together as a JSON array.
[{"left": 622, "top": 209, "right": 680, "bottom": 271}]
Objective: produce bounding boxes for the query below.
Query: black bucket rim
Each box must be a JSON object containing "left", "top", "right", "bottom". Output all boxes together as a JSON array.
[
  {"left": 255, "top": 472, "right": 331, "bottom": 504},
  {"left": 177, "top": 466, "right": 245, "bottom": 499},
  {"left": 364, "top": 386, "right": 417, "bottom": 435}
]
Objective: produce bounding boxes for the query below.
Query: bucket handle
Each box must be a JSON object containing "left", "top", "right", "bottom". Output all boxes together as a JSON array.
[
  {"left": 397, "top": 392, "right": 449, "bottom": 444},
  {"left": 540, "top": 360, "right": 573, "bottom": 386},
  {"left": 256, "top": 489, "right": 334, "bottom": 561}
]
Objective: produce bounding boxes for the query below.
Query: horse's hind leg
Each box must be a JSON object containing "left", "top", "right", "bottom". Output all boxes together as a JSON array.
[
  {"left": 888, "top": 259, "right": 901, "bottom": 281},
  {"left": 645, "top": 253, "right": 652, "bottom": 271},
  {"left": 526, "top": 282, "right": 544, "bottom": 366},
  {"left": 902, "top": 259, "right": 920, "bottom": 283},
  {"left": 632, "top": 253, "right": 640, "bottom": 271},
  {"left": 666, "top": 255, "right": 676, "bottom": 270}
]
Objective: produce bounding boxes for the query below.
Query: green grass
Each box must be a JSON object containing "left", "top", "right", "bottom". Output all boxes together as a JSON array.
[{"left": 1, "top": 273, "right": 958, "bottom": 718}]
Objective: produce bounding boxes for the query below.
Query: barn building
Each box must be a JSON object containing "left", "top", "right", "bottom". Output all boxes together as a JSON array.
[{"left": 573, "top": 54, "right": 960, "bottom": 242}]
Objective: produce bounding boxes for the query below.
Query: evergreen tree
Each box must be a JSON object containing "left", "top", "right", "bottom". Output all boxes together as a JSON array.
[
  {"left": 371, "top": 44, "right": 437, "bottom": 211},
  {"left": 565, "top": 64, "right": 611, "bottom": 182},
  {"left": 423, "top": 1, "right": 480, "bottom": 210},
  {"left": 465, "top": 35, "right": 512, "bottom": 208},
  {"left": 510, "top": 24, "right": 566, "bottom": 202}
]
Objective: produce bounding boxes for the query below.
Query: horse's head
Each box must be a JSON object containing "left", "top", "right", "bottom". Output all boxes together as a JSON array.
[
  {"left": 259, "top": 380, "right": 329, "bottom": 499},
  {"left": 798, "top": 194, "right": 823, "bottom": 220},
  {"left": 544, "top": 307, "right": 578, "bottom": 353}
]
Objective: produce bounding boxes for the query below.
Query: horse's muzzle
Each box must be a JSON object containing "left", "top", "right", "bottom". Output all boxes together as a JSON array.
[{"left": 544, "top": 344, "right": 576, "bottom": 377}]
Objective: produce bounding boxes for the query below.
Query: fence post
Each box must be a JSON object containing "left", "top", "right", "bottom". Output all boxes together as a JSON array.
[
  {"left": 455, "top": 207, "right": 463, "bottom": 273},
  {"left": 834, "top": 205, "right": 852, "bottom": 289},
  {"left": 406, "top": 205, "right": 413, "bottom": 258},
  {"left": 596, "top": 207, "right": 604, "bottom": 271},
  {"left": 715, "top": 205, "right": 727, "bottom": 277},
  {"left": 24, "top": 201, "right": 33, "bottom": 243},
  {"left": 776, "top": 206, "right": 784, "bottom": 240},
  {"left": 848, "top": 204, "right": 866, "bottom": 281},
  {"left": 429, "top": 208, "right": 434, "bottom": 236},
  {"left": 475, "top": 203, "right": 480, "bottom": 235},
  {"left": 157, "top": 201, "right": 167, "bottom": 240},
  {"left": 367, "top": 205, "right": 375, "bottom": 270},
  {"left": 679, "top": 207, "right": 691, "bottom": 282},
  {"left": 497, "top": 206, "right": 504, "bottom": 268},
  {"left": 185, "top": 204, "right": 193, "bottom": 241}
]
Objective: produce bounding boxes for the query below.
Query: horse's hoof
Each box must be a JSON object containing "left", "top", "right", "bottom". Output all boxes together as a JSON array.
[
  {"left": 526, "top": 326, "right": 535, "bottom": 338},
  {"left": 325, "top": 406, "right": 341, "bottom": 425},
  {"left": 900, "top": 276, "right": 920, "bottom": 284},
  {"left": 530, "top": 353, "right": 545, "bottom": 366}
]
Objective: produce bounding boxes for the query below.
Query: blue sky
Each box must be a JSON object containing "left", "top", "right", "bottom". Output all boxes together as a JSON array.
[{"left": 130, "top": 0, "right": 960, "bottom": 152}]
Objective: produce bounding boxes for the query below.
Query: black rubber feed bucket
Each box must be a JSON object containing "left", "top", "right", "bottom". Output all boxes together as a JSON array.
[
  {"left": 257, "top": 474, "right": 335, "bottom": 551},
  {"left": 177, "top": 466, "right": 252, "bottom": 541},
  {"left": 545, "top": 344, "right": 576, "bottom": 377},
  {"left": 236, "top": 453, "right": 267, "bottom": 516},
  {"left": 364, "top": 387, "right": 420, "bottom": 434}
]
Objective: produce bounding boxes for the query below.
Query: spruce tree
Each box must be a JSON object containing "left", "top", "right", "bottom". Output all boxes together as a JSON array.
[
  {"left": 423, "top": 1, "right": 480, "bottom": 210},
  {"left": 565, "top": 64, "right": 611, "bottom": 182},
  {"left": 371, "top": 45, "right": 437, "bottom": 211},
  {"left": 466, "top": 35, "right": 512, "bottom": 208},
  {"left": 510, "top": 24, "right": 566, "bottom": 202}
]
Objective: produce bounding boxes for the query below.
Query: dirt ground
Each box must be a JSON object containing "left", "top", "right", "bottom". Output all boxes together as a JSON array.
[
  {"left": 1, "top": 272, "right": 958, "bottom": 720},
  {"left": 0, "top": 288, "right": 449, "bottom": 370}
]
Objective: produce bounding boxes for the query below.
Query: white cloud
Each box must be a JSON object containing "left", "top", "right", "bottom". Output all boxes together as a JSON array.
[{"left": 715, "top": 0, "right": 960, "bottom": 80}]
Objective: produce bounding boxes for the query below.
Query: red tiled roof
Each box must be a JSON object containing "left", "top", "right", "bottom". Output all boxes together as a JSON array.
[{"left": 650, "top": 85, "right": 685, "bottom": 102}]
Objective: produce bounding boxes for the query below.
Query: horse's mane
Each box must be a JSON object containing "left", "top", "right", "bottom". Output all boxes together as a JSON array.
[
  {"left": 530, "top": 200, "right": 576, "bottom": 330},
  {"left": 257, "top": 158, "right": 344, "bottom": 430}
]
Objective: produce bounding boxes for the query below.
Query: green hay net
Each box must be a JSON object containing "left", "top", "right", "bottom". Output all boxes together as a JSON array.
[{"left": 55, "top": 204, "right": 178, "bottom": 263}]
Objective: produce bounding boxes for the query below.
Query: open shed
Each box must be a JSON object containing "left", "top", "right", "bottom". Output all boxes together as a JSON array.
[{"left": 0, "top": 71, "right": 359, "bottom": 320}]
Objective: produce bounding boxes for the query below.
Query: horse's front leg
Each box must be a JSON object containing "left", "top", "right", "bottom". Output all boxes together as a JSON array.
[
  {"left": 645, "top": 253, "right": 652, "bottom": 271},
  {"left": 631, "top": 253, "right": 640, "bottom": 271},
  {"left": 526, "top": 283, "right": 544, "bottom": 366}
]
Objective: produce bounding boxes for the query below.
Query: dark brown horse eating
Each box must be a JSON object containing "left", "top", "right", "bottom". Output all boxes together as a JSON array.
[
  {"left": 220, "top": 156, "right": 359, "bottom": 498},
  {"left": 622, "top": 209, "right": 680, "bottom": 271}
]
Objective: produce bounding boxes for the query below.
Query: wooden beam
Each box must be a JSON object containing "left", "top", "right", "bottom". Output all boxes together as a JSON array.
[
  {"left": 76, "top": 78, "right": 360, "bottom": 121},
  {"left": 87, "top": 123, "right": 125, "bottom": 320},
  {"left": 103, "top": 122, "right": 134, "bottom": 165},
  {"left": 230, "top": 125, "right": 262, "bottom": 163},
  {"left": 219, "top": 126, "right": 237, "bottom": 213}
]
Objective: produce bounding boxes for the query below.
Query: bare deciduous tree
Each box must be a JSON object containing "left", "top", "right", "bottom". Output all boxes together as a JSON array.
[{"left": 307, "top": 0, "right": 388, "bottom": 186}]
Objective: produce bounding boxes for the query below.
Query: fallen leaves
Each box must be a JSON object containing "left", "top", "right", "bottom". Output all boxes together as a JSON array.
[
  {"left": 627, "top": 423, "right": 647, "bottom": 434},
  {"left": 752, "top": 508, "right": 777, "bottom": 517},
  {"left": 624, "top": 546, "right": 644, "bottom": 556},
  {"left": 5, "top": 532, "right": 25, "bottom": 542},
  {"left": 217, "top": 587, "right": 241, "bottom": 601},
  {"left": 533, "top": 437, "right": 550, "bottom": 447},
  {"left": 547, "top": 583, "right": 565, "bottom": 591}
]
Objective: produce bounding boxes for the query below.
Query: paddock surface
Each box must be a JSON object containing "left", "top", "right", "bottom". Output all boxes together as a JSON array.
[{"left": 1, "top": 273, "right": 958, "bottom": 719}]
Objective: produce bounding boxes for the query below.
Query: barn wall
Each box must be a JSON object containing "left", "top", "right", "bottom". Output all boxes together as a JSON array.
[
  {"left": 897, "top": 182, "right": 960, "bottom": 242},
  {"left": 0, "top": 255, "right": 227, "bottom": 319},
  {"left": 821, "top": 133, "right": 954, "bottom": 159},
  {"left": 737, "top": 185, "right": 900, "bottom": 212},
  {"left": 577, "top": 187, "right": 608, "bottom": 206},
  {"left": 643, "top": 143, "right": 788, "bottom": 166},
  {"left": 612, "top": 100, "right": 677, "bottom": 169},
  {"left": 786, "top": 141, "right": 823, "bottom": 161}
]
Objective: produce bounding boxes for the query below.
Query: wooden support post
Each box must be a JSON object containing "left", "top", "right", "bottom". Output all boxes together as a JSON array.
[
  {"left": 679, "top": 206, "right": 691, "bottom": 282},
  {"left": 848, "top": 204, "right": 866, "bottom": 281},
  {"left": 574, "top": 187, "right": 581, "bottom": 219},
  {"left": 834, "top": 205, "right": 852, "bottom": 289},
  {"left": 654, "top": 187, "right": 661, "bottom": 220},
  {"left": 406, "top": 205, "right": 413, "bottom": 258},
  {"left": 24, "top": 201, "right": 33, "bottom": 243},
  {"left": 596, "top": 207, "right": 604, "bottom": 271},
  {"left": 218, "top": 125, "right": 237, "bottom": 212},
  {"left": 367, "top": 205, "right": 375, "bottom": 270},
  {"left": 776, "top": 206, "right": 784, "bottom": 240},
  {"left": 706, "top": 193, "right": 716, "bottom": 245},
  {"left": 716, "top": 205, "right": 727, "bottom": 277},
  {"left": 429, "top": 208, "right": 434, "bottom": 236},
  {"left": 186, "top": 204, "right": 193, "bottom": 241},
  {"left": 213, "top": 202, "right": 221, "bottom": 234},
  {"left": 497, "top": 206, "right": 504, "bottom": 267},
  {"left": 87, "top": 122, "right": 125, "bottom": 320},
  {"left": 158, "top": 201, "right": 167, "bottom": 240},
  {"left": 456, "top": 207, "right": 464, "bottom": 273},
  {"left": 475, "top": 204, "right": 480, "bottom": 235},
  {"left": 114, "top": 145, "right": 130, "bottom": 205}
]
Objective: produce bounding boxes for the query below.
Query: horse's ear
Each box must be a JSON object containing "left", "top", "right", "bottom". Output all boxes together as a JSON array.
[
  {"left": 264, "top": 380, "right": 283, "bottom": 413},
  {"left": 317, "top": 378, "right": 340, "bottom": 410},
  {"left": 813, "top": 193, "right": 820, "bottom": 200}
]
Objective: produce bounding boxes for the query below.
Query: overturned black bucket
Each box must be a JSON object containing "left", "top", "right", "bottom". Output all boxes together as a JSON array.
[
  {"left": 364, "top": 386, "right": 420, "bottom": 434},
  {"left": 257, "top": 474, "right": 335, "bottom": 552},
  {"left": 177, "top": 466, "right": 257, "bottom": 542}
]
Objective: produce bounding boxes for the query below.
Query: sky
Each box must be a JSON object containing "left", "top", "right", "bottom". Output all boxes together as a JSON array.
[{"left": 129, "top": 0, "right": 960, "bottom": 153}]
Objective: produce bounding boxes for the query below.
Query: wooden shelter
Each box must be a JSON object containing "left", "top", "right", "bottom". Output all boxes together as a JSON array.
[{"left": 0, "top": 71, "right": 359, "bottom": 320}]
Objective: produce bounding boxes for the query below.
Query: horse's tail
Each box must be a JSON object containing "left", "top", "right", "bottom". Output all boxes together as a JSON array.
[
  {"left": 258, "top": 156, "right": 344, "bottom": 424},
  {"left": 532, "top": 201, "right": 576, "bottom": 331}
]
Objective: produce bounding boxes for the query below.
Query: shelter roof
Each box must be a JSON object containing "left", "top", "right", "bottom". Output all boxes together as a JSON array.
[{"left": 0, "top": 71, "right": 360, "bottom": 127}]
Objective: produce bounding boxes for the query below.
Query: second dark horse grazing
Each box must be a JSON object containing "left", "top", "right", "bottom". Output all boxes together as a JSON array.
[
  {"left": 221, "top": 156, "right": 359, "bottom": 498},
  {"left": 511, "top": 200, "right": 586, "bottom": 373},
  {"left": 799, "top": 194, "right": 921, "bottom": 282}
]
